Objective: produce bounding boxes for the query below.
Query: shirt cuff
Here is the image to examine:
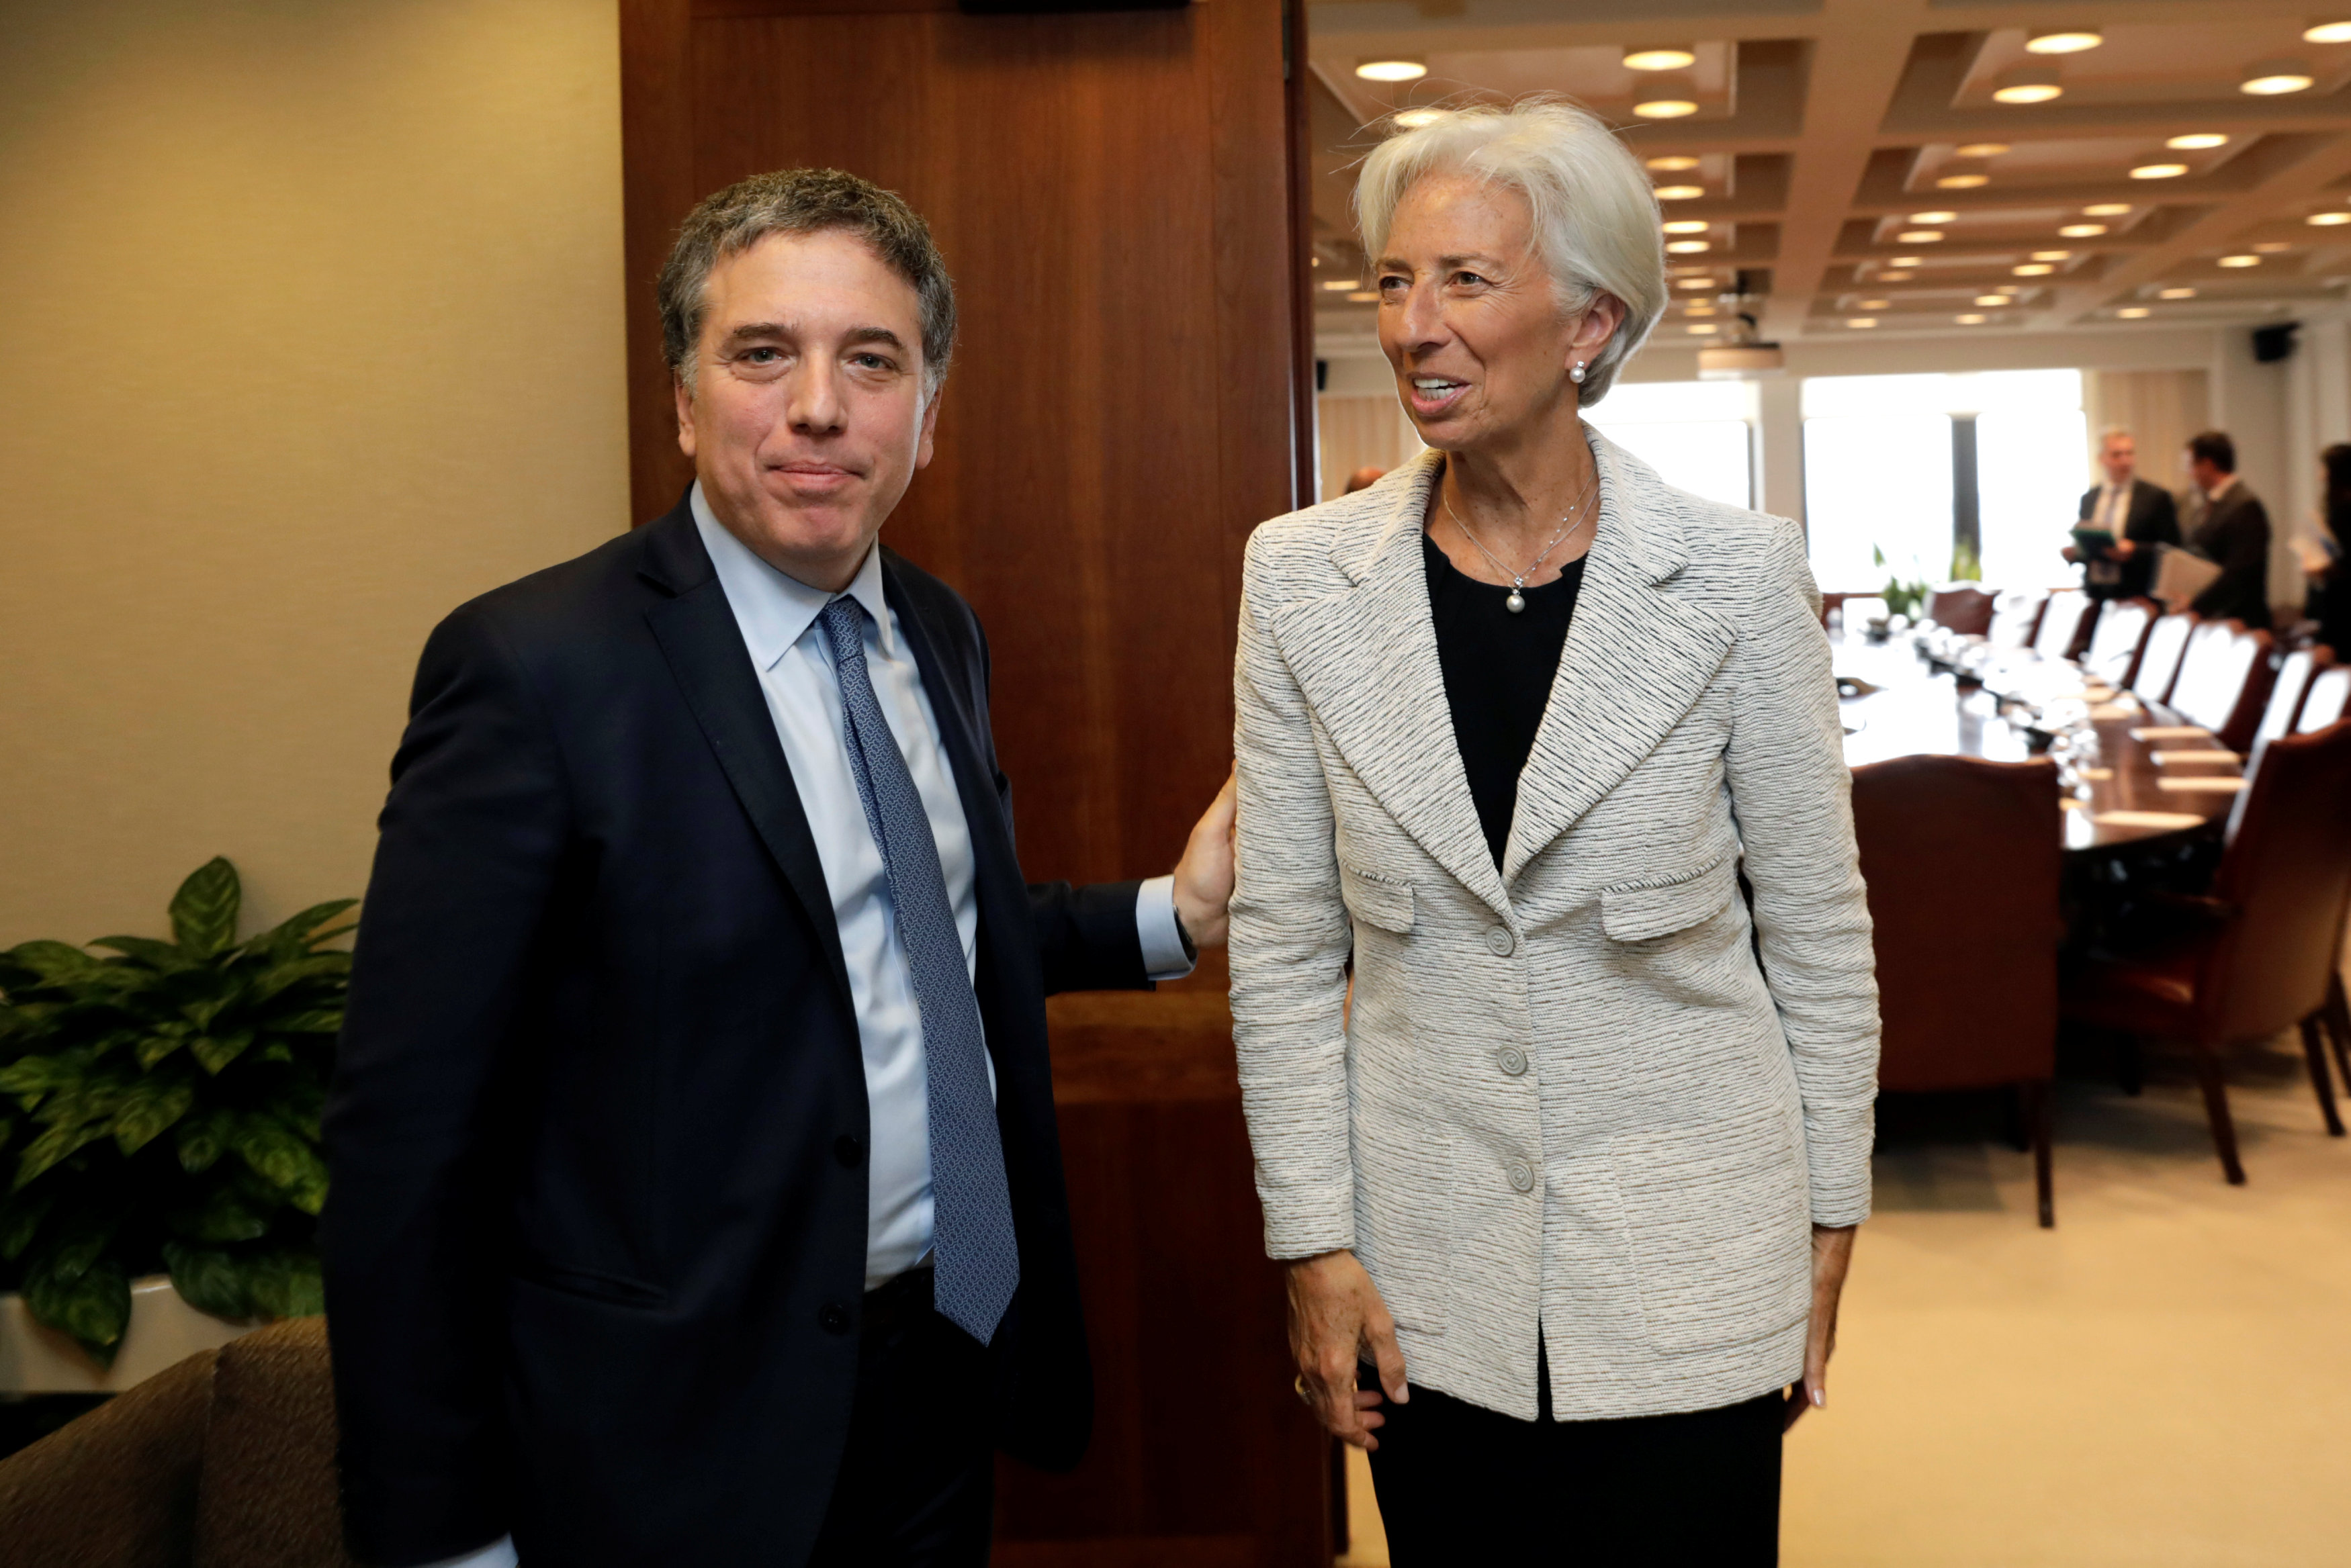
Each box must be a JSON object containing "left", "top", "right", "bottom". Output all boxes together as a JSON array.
[
  {"left": 416, "top": 1538, "right": 519, "bottom": 1568},
  {"left": 1137, "top": 874, "right": 1196, "bottom": 982}
]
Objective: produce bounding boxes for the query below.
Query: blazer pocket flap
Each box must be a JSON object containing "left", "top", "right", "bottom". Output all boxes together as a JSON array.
[
  {"left": 1601, "top": 856, "right": 1738, "bottom": 943},
  {"left": 1338, "top": 859, "right": 1415, "bottom": 934}
]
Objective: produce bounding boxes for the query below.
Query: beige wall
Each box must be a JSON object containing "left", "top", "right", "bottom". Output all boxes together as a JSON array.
[{"left": 0, "top": 0, "right": 630, "bottom": 946}]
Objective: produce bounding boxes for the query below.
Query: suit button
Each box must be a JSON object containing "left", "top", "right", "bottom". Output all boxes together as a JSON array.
[
  {"left": 1497, "top": 1045, "right": 1529, "bottom": 1076},
  {"left": 1486, "top": 925, "right": 1516, "bottom": 956},
  {"left": 1506, "top": 1160, "right": 1536, "bottom": 1194},
  {"left": 819, "top": 1302, "right": 853, "bottom": 1334},
  {"left": 834, "top": 1134, "right": 864, "bottom": 1168}
]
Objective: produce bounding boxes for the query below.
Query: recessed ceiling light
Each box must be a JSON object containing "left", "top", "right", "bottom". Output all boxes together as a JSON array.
[
  {"left": 2167, "top": 133, "right": 2229, "bottom": 150},
  {"left": 1957, "top": 313, "right": 1989, "bottom": 324},
  {"left": 2219, "top": 253, "right": 2262, "bottom": 267},
  {"left": 1955, "top": 142, "right": 2012, "bottom": 158},
  {"left": 2027, "top": 29, "right": 2103, "bottom": 54},
  {"left": 1888, "top": 255, "right": 1922, "bottom": 267},
  {"left": 1937, "top": 173, "right": 1991, "bottom": 189},
  {"left": 1898, "top": 229, "right": 1946, "bottom": 243},
  {"left": 2305, "top": 21, "right": 2351, "bottom": 44},
  {"left": 1677, "top": 277, "right": 1715, "bottom": 290},
  {"left": 1992, "top": 64, "right": 2064, "bottom": 104},
  {"left": 1393, "top": 108, "right": 1446, "bottom": 128},
  {"left": 2131, "top": 163, "right": 2191, "bottom": 179},
  {"left": 1910, "top": 210, "right": 1959, "bottom": 224},
  {"left": 1624, "top": 46, "right": 1698, "bottom": 71},
  {"left": 1319, "top": 279, "right": 1358, "bottom": 291},
  {"left": 1635, "top": 97, "right": 1701, "bottom": 119},
  {"left": 1686, "top": 304, "right": 1718, "bottom": 316},
  {"left": 2309, "top": 211, "right": 2351, "bottom": 226},
  {"left": 1665, "top": 238, "right": 1712, "bottom": 253},
  {"left": 2117, "top": 306, "right": 2152, "bottom": 318},
  {"left": 2014, "top": 263, "right": 2055, "bottom": 275},
  {"left": 1646, "top": 154, "right": 1701, "bottom": 171},
  {"left": 2060, "top": 223, "right": 2109, "bottom": 238},
  {"left": 1975, "top": 294, "right": 2010, "bottom": 306},
  {"left": 1881, "top": 272, "right": 1912, "bottom": 282},
  {"left": 1860, "top": 298, "right": 1893, "bottom": 310},
  {"left": 1996, "top": 285, "right": 2025, "bottom": 295},
  {"left": 1347, "top": 291, "right": 1379, "bottom": 302},
  {"left": 1356, "top": 58, "right": 1426, "bottom": 82},
  {"left": 2084, "top": 203, "right": 2133, "bottom": 217},
  {"left": 1662, "top": 220, "right": 1710, "bottom": 234},
  {"left": 1847, "top": 318, "right": 1879, "bottom": 328},
  {"left": 2158, "top": 286, "right": 2198, "bottom": 298},
  {"left": 2032, "top": 250, "right": 2074, "bottom": 261},
  {"left": 2242, "top": 61, "right": 2315, "bottom": 95},
  {"left": 1655, "top": 184, "right": 1705, "bottom": 200},
  {"left": 1686, "top": 322, "right": 1720, "bottom": 334},
  {"left": 2255, "top": 241, "right": 2294, "bottom": 252}
]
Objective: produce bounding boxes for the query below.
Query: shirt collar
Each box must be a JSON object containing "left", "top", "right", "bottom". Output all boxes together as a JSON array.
[
  {"left": 2206, "top": 473, "right": 2239, "bottom": 502},
  {"left": 689, "top": 481, "right": 893, "bottom": 671}
]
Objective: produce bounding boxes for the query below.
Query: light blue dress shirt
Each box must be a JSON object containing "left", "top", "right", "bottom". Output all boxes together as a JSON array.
[{"left": 426, "top": 492, "right": 1193, "bottom": 1568}]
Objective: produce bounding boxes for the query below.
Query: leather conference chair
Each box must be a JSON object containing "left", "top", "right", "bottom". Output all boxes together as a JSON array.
[
  {"left": 2166, "top": 623, "right": 2276, "bottom": 755},
  {"left": 2061, "top": 723, "right": 2351, "bottom": 1183},
  {"left": 0, "top": 1318, "right": 351, "bottom": 1568},
  {"left": 1989, "top": 591, "right": 2047, "bottom": 650},
  {"left": 2250, "top": 647, "right": 2324, "bottom": 750},
  {"left": 2080, "top": 599, "right": 2157, "bottom": 690},
  {"left": 1926, "top": 586, "right": 1996, "bottom": 637},
  {"left": 1853, "top": 753, "right": 2066, "bottom": 1226},
  {"left": 2297, "top": 662, "right": 2351, "bottom": 732},
  {"left": 2131, "top": 612, "right": 2197, "bottom": 706},
  {"left": 2034, "top": 588, "right": 2096, "bottom": 661}
]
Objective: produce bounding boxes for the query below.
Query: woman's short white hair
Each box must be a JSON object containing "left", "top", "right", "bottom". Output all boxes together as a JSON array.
[{"left": 1354, "top": 98, "right": 1667, "bottom": 404}]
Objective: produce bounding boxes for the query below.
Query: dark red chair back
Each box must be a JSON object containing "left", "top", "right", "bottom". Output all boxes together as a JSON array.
[
  {"left": 2200, "top": 721, "right": 2351, "bottom": 1041},
  {"left": 1926, "top": 586, "right": 1996, "bottom": 637}
]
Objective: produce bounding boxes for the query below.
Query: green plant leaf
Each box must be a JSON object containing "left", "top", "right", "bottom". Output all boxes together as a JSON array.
[
  {"left": 110, "top": 1076, "right": 195, "bottom": 1155},
  {"left": 162, "top": 1240, "right": 253, "bottom": 1320},
  {"left": 0, "top": 1189, "right": 56, "bottom": 1260},
  {"left": 233, "top": 1116, "right": 328, "bottom": 1214},
  {"left": 168, "top": 859, "right": 241, "bottom": 960},
  {"left": 266, "top": 1009, "right": 343, "bottom": 1035},
  {"left": 0, "top": 1054, "right": 68, "bottom": 1103},
  {"left": 89, "top": 935, "right": 188, "bottom": 972},
  {"left": 24, "top": 1247, "right": 130, "bottom": 1365},
  {"left": 175, "top": 1110, "right": 231, "bottom": 1173},
  {"left": 5, "top": 941, "right": 109, "bottom": 990},
  {"left": 136, "top": 1021, "right": 193, "bottom": 1068},
  {"left": 171, "top": 1184, "right": 271, "bottom": 1244},
  {"left": 249, "top": 953, "right": 349, "bottom": 1007},
  {"left": 189, "top": 1029, "right": 255, "bottom": 1075},
  {"left": 12, "top": 1120, "right": 114, "bottom": 1191},
  {"left": 243, "top": 900, "right": 359, "bottom": 960},
  {"left": 245, "top": 1248, "right": 325, "bottom": 1319}
]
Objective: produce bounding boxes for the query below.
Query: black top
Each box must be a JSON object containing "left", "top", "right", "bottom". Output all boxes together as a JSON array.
[{"left": 1423, "top": 529, "right": 1585, "bottom": 869}]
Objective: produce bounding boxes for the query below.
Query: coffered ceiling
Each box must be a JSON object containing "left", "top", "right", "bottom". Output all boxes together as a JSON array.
[{"left": 1304, "top": 0, "right": 2351, "bottom": 345}]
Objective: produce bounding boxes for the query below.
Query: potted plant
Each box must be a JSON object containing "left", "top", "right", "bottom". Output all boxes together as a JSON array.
[{"left": 0, "top": 858, "right": 351, "bottom": 1374}]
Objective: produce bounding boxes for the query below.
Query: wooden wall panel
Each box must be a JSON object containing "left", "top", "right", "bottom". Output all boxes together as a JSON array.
[{"left": 619, "top": 0, "right": 1323, "bottom": 1561}]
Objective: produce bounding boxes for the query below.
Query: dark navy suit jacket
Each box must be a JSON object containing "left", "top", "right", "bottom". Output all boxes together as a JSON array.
[{"left": 322, "top": 494, "right": 1143, "bottom": 1567}]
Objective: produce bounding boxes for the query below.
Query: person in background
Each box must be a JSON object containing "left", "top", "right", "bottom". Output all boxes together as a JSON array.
[
  {"left": 1343, "top": 465, "right": 1387, "bottom": 494},
  {"left": 2064, "top": 428, "right": 2178, "bottom": 600},
  {"left": 2182, "top": 430, "right": 2272, "bottom": 628},
  {"left": 2305, "top": 443, "right": 2351, "bottom": 656}
]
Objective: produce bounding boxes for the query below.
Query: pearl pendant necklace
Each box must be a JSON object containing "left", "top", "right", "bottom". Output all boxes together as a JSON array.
[
  {"left": 1505, "top": 586, "right": 1527, "bottom": 614},
  {"left": 1443, "top": 477, "right": 1597, "bottom": 615}
]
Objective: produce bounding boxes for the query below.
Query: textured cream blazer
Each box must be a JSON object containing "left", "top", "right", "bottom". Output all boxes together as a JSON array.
[{"left": 1230, "top": 432, "right": 1879, "bottom": 1422}]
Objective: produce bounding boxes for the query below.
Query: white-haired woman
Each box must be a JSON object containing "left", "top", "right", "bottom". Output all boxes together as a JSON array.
[{"left": 1229, "top": 101, "right": 1879, "bottom": 1562}]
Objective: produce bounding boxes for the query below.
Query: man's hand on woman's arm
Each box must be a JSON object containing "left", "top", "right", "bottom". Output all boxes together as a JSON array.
[
  {"left": 1784, "top": 1222, "right": 1857, "bottom": 1431},
  {"left": 1171, "top": 766, "right": 1238, "bottom": 949},
  {"left": 1286, "top": 1249, "right": 1409, "bottom": 1450}
]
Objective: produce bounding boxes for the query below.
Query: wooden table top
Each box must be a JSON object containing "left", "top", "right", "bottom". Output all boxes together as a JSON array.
[{"left": 1834, "top": 634, "right": 2244, "bottom": 854}]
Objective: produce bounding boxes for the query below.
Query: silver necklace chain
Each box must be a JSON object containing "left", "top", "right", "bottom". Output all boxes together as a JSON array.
[{"left": 1442, "top": 477, "right": 1597, "bottom": 613}]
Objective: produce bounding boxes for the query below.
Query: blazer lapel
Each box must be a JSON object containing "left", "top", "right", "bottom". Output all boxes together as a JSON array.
[
  {"left": 637, "top": 508, "right": 855, "bottom": 1011},
  {"left": 1267, "top": 452, "right": 1511, "bottom": 921},
  {"left": 1503, "top": 434, "right": 1736, "bottom": 884}
]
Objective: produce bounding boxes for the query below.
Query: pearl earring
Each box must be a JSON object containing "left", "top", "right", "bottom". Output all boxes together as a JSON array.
[{"left": 1570, "top": 360, "right": 1587, "bottom": 384}]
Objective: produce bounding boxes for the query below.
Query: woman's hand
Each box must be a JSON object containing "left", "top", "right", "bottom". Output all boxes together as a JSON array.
[
  {"left": 1286, "top": 1249, "right": 1409, "bottom": 1449},
  {"left": 1785, "top": 1223, "right": 1857, "bottom": 1431}
]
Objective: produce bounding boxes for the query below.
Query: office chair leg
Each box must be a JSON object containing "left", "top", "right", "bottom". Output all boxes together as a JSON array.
[
  {"left": 2325, "top": 973, "right": 2351, "bottom": 1091},
  {"left": 2022, "top": 1078, "right": 2056, "bottom": 1228},
  {"left": 2190, "top": 1041, "right": 2247, "bottom": 1185},
  {"left": 2299, "top": 1014, "right": 2346, "bottom": 1138}
]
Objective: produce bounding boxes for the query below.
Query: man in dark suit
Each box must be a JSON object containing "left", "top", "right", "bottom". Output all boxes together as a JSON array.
[
  {"left": 321, "top": 169, "right": 1237, "bottom": 1568},
  {"left": 2181, "top": 429, "right": 2274, "bottom": 628},
  {"left": 2067, "top": 427, "right": 2179, "bottom": 599}
]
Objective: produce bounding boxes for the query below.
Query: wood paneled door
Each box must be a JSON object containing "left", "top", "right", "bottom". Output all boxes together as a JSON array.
[{"left": 617, "top": 0, "right": 1324, "bottom": 1562}]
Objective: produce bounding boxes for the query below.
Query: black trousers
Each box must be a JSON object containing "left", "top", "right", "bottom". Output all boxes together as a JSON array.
[
  {"left": 806, "top": 1266, "right": 996, "bottom": 1568},
  {"left": 1366, "top": 1345, "right": 1787, "bottom": 1566}
]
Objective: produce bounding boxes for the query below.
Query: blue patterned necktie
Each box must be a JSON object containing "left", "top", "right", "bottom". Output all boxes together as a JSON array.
[{"left": 817, "top": 596, "right": 1019, "bottom": 1344}]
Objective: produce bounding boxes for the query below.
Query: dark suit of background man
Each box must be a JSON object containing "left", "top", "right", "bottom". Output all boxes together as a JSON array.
[
  {"left": 2068, "top": 428, "right": 2179, "bottom": 600},
  {"left": 322, "top": 169, "right": 1238, "bottom": 1568},
  {"left": 2181, "top": 428, "right": 2274, "bottom": 629}
]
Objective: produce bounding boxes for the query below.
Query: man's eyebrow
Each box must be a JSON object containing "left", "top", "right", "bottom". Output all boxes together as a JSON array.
[{"left": 842, "top": 326, "right": 908, "bottom": 353}]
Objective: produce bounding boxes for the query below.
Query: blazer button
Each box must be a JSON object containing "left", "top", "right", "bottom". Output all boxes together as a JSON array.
[
  {"left": 1506, "top": 1160, "right": 1536, "bottom": 1194},
  {"left": 1486, "top": 925, "right": 1516, "bottom": 957},
  {"left": 819, "top": 1302, "right": 853, "bottom": 1335},
  {"left": 1497, "top": 1045, "right": 1529, "bottom": 1076},
  {"left": 834, "top": 1134, "right": 865, "bottom": 1168}
]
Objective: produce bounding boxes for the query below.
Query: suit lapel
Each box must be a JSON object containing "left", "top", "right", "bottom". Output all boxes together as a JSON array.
[
  {"left": 1502, "top": 435, "right": 1735, "bottom": 884},
  {"left": 637, "top": 508, "right": 854, "bottom": 1011},
  {"left": 1268, "top": 452, "right": 1511, "bottom": 920}
]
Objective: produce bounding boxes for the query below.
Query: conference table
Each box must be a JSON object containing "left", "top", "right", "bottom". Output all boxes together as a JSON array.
[{"left": 1834, "top": 633, "right": 2246, "bottom": 855}]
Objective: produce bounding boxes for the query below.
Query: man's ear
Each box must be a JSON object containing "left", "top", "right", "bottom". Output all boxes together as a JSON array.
[
  {"left": 914, "top": 379, "right": 944, "bottom": 471},
  {"left": 673, "top": 371, "right": 697, "bottom": 459}
]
